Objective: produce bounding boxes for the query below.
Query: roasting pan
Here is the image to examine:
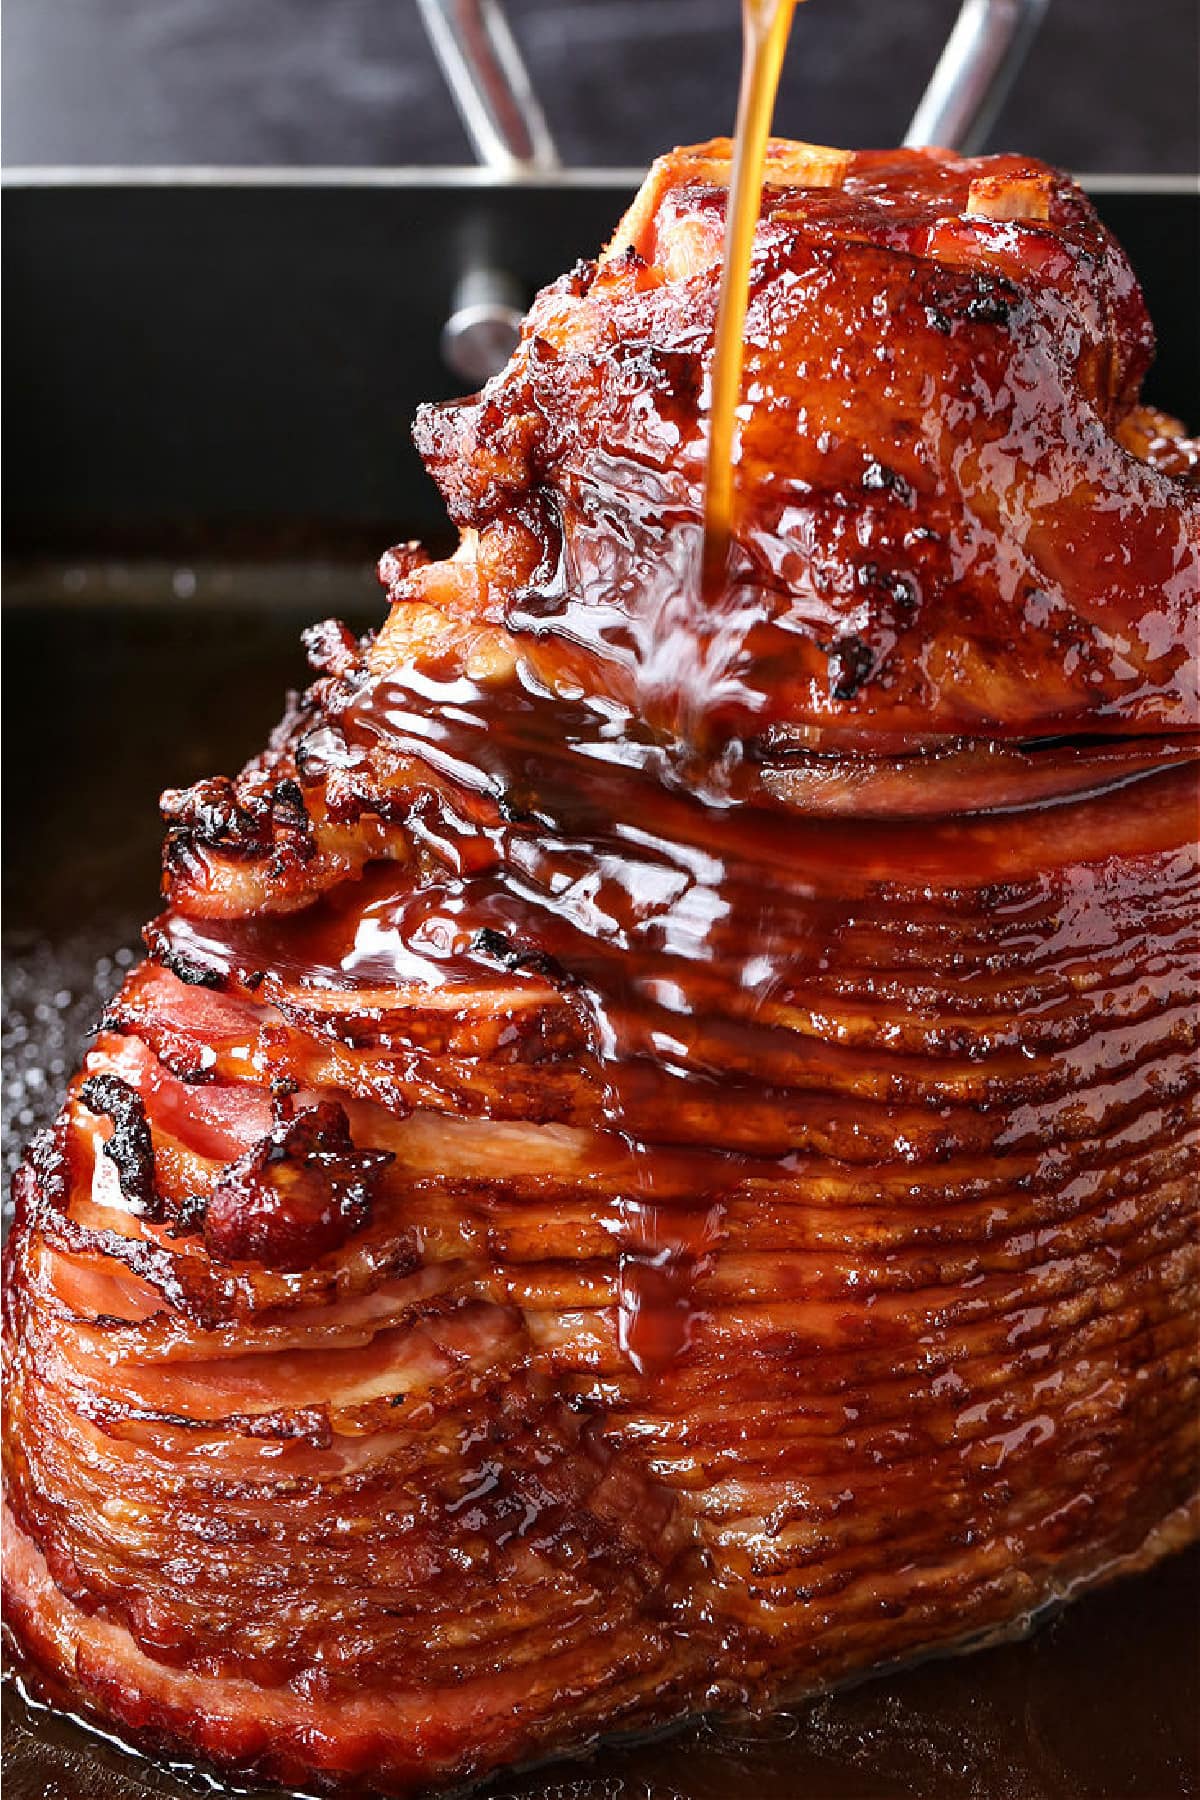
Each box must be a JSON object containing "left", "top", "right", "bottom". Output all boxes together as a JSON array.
[
  {"left": 4, "top": 158, "right": 1198, "bottom": 1800},
  {"left": 4, "top": 2, "right": 1200, "bottom": 1791}
]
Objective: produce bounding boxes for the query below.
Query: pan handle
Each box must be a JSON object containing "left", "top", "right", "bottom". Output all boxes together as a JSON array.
[
  {"left": 417, "top": 0, "right": 560, "bottom": 174},
  {"left": 419, "top": 0, "right": 560, "bottom": 382},
  {"left": 905, "top": 0, "right": 1051, "bottom": 154},
  {"left": 421, "top": 0, "right": 1047, "bottom": 171},
  {"left": 421, "top": 0, "right": 1048, "bottom": 382}
]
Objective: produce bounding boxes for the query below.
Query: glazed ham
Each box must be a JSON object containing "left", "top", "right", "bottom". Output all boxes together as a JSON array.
[{"left": 4, "top": 144, "right": 1199, "bottom": 1798}]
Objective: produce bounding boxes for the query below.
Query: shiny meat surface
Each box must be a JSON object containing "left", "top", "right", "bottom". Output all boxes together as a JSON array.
[
  {"left": 415, "top": 141, "right": 1199, "bottom": 750},
  {"left": 4, "top": 144, "right": 1199, "bottom": 1799}
]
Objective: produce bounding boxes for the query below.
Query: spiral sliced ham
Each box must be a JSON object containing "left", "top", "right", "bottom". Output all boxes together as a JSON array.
[{"left": 4, "top": 144, "right": 1199, "bottom": 1798}]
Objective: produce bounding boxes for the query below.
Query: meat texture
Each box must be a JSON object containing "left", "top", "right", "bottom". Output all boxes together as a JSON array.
[{"left": 4, "top": 143, "right": 1199, "bottom": 1797}]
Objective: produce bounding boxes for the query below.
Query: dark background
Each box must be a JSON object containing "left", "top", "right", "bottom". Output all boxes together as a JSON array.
[{"left": 3, "top": 0, "right": 1198, "bottom": 173}]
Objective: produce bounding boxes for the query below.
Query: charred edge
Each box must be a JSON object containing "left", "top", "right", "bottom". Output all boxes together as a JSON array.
[
  {"left": 166, "top": 1192, "right": 209, "bottom": 1238},
  {"left": 825, "top": 634, "right": 878, "bottom": 702},
  {"left": 159, "top": 947, "right": 223, "bottom": 989},
  {"left": 270, "top": 779, "right": 318, "bottom": 866},
  {"left": 24, "top": 1121, "right": 73, "bottom": 1216},
  {"left": 964, "top": 284, "right": 1014, "bottom": 327},
  {"left": 862, "top": 460, "right": 915, "bottom": 506},
  {"left": 160, "top": 776, "right": 317, "bottom": 871},
  {"left": 160, "top": 777, "right": 268, "bottom": 854},
  {"left": 922, "top": 263, "right": 1019, "bottom": 336},
  {"left": 858, "top": 562, "right": 919, "bottom": 615},
  {"left": 141, "top": 924, "right": 224, "bottom": 990},
  {"left": 472, "top": 927, "right": 559, "bottom": 982},
  {"left": 78, "top": 1075, "right": 162, "bottom": 1220}
]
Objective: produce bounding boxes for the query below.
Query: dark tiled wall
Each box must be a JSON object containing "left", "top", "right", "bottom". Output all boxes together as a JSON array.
[{"left": 3, "top": 0, "right": 1197, "bottom": 172}]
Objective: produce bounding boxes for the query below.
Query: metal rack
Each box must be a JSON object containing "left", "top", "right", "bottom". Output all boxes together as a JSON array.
[{"left": 420, "top": 0, "right": 1052, "bottom": 380}]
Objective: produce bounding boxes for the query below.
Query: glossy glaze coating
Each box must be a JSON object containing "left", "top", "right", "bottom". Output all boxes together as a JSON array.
[
  {"left": 418, "top": 141, "right": 1198, "bottom": 749},
  {"left": 3, "top": 145, "right": 1198, "bottom": 1798}
]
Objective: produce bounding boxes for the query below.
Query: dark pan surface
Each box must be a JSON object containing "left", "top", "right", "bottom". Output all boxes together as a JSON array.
[{"left": 3, "top": 588, "right": 1199, "bottom": 1800}]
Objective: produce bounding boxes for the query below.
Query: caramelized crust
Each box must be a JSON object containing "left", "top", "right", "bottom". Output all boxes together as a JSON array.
[
  {"left": 414, "top": 142, "right": 1197, "bottom": 749},
  {"left": 4, "top": 144, "right": 1198, "bottom": 1797}
]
